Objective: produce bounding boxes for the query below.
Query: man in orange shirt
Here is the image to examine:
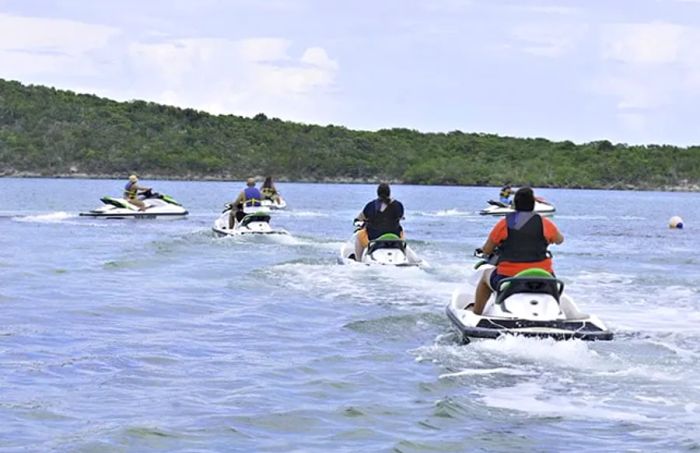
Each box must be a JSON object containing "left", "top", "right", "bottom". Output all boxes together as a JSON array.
[{"left": 473, "top": 187, "right": 564, "bottom": 315}]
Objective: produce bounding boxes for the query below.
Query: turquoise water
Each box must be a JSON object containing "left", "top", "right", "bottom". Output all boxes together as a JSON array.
[{"left": 1, "top": 178, "right": 699, "bottom": 451}]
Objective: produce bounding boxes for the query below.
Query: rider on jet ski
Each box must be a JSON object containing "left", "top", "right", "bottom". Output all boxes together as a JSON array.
[
  {"left": 124, "top": 174, "right": 151, "bottom": 211},
  {"left": 261, "top": 176, "right": 282, "bottom": 203},
  {"left": 228, "top": 203, "right": 246, "bottom": 229},
  {"left": 473, "top": 187, "right": 564, "bottom": 314},
  {"left": 233, "top": 177, "right": 263, "bottom": 209},
  {"left": 499, "top": 184, "right": 513, "bottom": 204},
  {"left": 353, "top": 183, "right": 405, "bottom": 261}
]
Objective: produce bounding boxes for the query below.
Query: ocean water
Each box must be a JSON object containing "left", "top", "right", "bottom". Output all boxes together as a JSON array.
[{"left": 0, "top": 178, "right": 698, "bottom": 452}]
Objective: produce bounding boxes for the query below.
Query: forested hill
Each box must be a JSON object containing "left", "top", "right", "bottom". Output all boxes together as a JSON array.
[{"left": 1, "top": 78, "right": 698, "bottom": 189}]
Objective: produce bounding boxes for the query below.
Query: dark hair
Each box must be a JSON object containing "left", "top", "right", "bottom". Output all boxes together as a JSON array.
[
  {"left": 263, "top": 176, "right": 273, "bottom": 188},
  {"left": 514, "top": 187, "right": 535, "bottom": 211},
  {"left": 377, "top": 183, "right": 391, "bottom": 202}
]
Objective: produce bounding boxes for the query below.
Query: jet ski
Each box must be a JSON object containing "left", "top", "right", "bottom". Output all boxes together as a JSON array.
[
  {"left": 338, "top": 222, "right": 425, "bottom": 266},
  {"left": 212, "top": 204, "right": 288, "bottom": 236},
  {"left": 446, "top": 254, "right": 612, "bottom": 343},
  {"left": 261, "top": 195, "right": 287, "bottom": 210},
  {"left": 79, "top": 189, "right": 188, "bottom": 219},
  {"left": 480, "top": 198, "right": 555, "bottom": 216}
]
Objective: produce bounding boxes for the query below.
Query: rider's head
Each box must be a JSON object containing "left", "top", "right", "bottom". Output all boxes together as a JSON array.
[
  {"left": 263, "top": 176, "right": 273, "bottom": 186},
  {"left": 377, "top": 182, "right": 391, "bottom": 202},
  {"left": 514, "top": 187, "right": 535, "bottom": 211},
  {"left": 129, "top": 174, "right": 138, "bottom": 183},
  {"left": 246, "top": 177, "right": 256, "bottom": 187}
]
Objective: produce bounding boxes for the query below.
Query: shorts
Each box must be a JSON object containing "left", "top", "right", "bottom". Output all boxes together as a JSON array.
[{"left": 483, "top": 267, "right": 508, "bottom": 291}]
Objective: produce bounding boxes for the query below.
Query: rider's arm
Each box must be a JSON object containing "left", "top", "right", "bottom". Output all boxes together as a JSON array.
[
  {"left": 543, "top": 218, "right": 564, "bottom": 244},
  {"left": 552, "top": 230, "right": 564, "bottom": 244},
  {"left": 483, "top": 219, "right": 507, "bottom": 254},
  {"left": 395, "top": 200, "right": 405, "bottom": 220},
  {"left": 356, "top": 201, "right": 372, "bottom": 222},
  {"left": 482, "top": 238, "right": 498, "bottom": 255},
  {"left": 233, "top": 191, "right": 245, "bottom": 206}
]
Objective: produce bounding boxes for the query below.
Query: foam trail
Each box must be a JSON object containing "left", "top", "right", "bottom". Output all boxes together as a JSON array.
[
  {"left": 439, "top": 367, "right": 531, "bottom": 378},
  {"left": 14, "top": 211, "right": 75, "bottom": 223}
]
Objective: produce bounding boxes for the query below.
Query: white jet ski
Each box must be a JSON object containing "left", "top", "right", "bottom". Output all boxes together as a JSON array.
[
  {"left": 212, "top": 204, "right": 288, "bottom": 236},
  {"left": 261, "top": 195, "right": 287, "bottom": 210},
  {"left": 338, "top": 226, "right": 425, "bottom": 267},
  {"left": 79, "top": 189, "right": 188, "bottom": 219},
  {"left": 446, "top": 257, "right": 612, "bottom": 343},
  {"left": 480, "top": 199, "right": 555, "bottom": 216}
]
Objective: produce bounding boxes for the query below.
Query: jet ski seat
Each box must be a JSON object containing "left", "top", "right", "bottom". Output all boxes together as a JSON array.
[{"left": 495, "top": 268, "right": 565, "bottom": 305}]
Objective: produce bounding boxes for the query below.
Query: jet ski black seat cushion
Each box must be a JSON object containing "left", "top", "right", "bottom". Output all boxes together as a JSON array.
[
  {"left": 367, "top": 238, "right": 407, "bottom": 255},
  {"left": 495, "top": 277, "right": 564, "bottom": 305},
  {"left": 241, "top": 214, "right": 271, "bottom": 227}
]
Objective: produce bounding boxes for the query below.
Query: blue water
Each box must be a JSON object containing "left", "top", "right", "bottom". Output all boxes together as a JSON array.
[{"left": 1, "top": 178, "right": 699, "bottom": 452}]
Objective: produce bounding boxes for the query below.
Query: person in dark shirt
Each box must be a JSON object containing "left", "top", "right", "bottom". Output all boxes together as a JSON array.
[{"left": 353, "top": 183, "right": 404, "bottom": 260}]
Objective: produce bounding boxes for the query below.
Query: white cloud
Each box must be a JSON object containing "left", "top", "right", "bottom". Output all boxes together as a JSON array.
[
  {"left": 0, "top": 13, "right": 119, "bottom": 77},
  {"left": 506, "top": 5, "right": 581, "bottom": 15},
  {"left": 126, "top": 37, "right": 339, "bottom": 120},
  {"left": 0, "top": 10, "right": 338, "bottom": 124},
  {"left": 419, "top": 0, "right": 472, "bottom": 13},
  {"left": 301, "top": 47, "right": 338, "bottom": 70},
  {"left": 602, "top": 22, "right": 685, "bottom": 64},
  {"left": 593, "top": 75, "right": 666, "bottom": 110},
  {"left": 511, "top": 24, "right": 587, "bottom": 57},
  {"left": 595, "top": 21, "right": 700, "bottom": 137},
  {"left": 598, "top": 22, "right": 700, "bottom": 99}
]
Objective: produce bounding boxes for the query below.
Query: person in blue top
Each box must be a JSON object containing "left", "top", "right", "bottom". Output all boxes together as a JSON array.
[
  {"left": 233, "top": 177, "right": 262, "bottom": 209},
  {"left": 353, "top": 182, "right": 405, "bottom": 260},
  {"left": 499, "top": 184, "right": 513, "bottom": 205}
]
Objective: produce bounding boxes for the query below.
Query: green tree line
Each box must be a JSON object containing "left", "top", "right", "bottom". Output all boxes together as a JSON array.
[{"left": 1, "top": 78, "right": 698, "bottom": 189}]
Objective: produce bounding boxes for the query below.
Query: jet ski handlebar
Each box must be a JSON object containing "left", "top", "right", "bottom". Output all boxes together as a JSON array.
[
  {"left": 353, "top": 218, "right": 365, "bottom": 232},
  {"left": 473, "top": 248, "right": 499, "bottom": 269}
]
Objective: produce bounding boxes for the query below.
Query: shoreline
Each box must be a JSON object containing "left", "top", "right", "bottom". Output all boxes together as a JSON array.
[{"left": 1, "top": 171, "right": 699, "bottom": 192}]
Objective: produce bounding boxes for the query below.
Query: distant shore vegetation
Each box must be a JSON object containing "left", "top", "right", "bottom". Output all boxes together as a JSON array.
[{"left": 1, "top": 78, "right": 698, "bottom": 191}]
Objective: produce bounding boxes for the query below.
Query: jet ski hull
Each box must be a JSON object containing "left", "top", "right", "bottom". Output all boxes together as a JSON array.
[
  {"left": 338, "top": 232, "right": 426, "bottom": 267},
  {"left": 80, "top": 193, "right": 188, "bottom": 219},
  {"left": 80, "top": 211, "right": 187, "bottom": 219},
  {"left": 446, "top": 306, "right": 614, "bottom": 342},
  {"left": 480, "top": 200, "right": 556, "bottom": 216},
  {"left": 261, "top": 197, "right": 287, "bottom": 210},
  {"left": 446, "top": 266, "right": 613, "bottom": 342},
  {"left": 212, "top": 209, "right": 288, "bottom": 236}
]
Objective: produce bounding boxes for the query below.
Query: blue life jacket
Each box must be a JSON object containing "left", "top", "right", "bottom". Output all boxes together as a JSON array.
[
  {"left": 124, "top": 181, "right": 137, "bottom": 198},
  {"left": 244, "top": 187, "right": 262, "bottom": 207}
]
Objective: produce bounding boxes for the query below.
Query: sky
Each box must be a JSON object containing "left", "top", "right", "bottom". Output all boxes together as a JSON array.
[{"left": 1, "top": 0, "right": 699, "bottom": 146}]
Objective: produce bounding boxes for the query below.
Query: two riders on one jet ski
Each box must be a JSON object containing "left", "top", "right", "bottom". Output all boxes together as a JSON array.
[
  {"left": 353, "top": 183, "right": 405, "bottom": 261},
  {"left": 124, "top": 174, "right": 152, "bottom": 211},
  {"left": 473, "top": 186, "right": 564, "bottom": 315}
]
